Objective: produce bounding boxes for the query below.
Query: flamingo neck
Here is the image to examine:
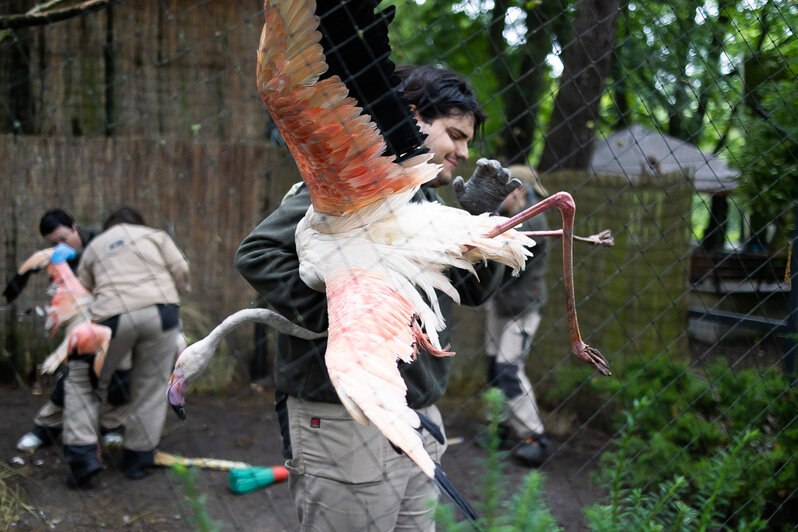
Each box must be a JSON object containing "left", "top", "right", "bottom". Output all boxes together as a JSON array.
[{"left": 205, "top": 309, "right": 270, "bottom": 347}]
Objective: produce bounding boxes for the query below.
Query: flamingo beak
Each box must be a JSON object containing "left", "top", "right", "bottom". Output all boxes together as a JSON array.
[{"left": 167, "top": 368, "right": 187, "bottom": 420}]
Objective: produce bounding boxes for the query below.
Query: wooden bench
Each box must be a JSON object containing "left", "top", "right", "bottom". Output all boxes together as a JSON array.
[{"left": 690, "top": 249, "right": 788, "bottom": 293}]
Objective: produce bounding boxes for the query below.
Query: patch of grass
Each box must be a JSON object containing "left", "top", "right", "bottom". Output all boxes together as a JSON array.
[{"left": 0, "top": 464, "right": 36, "bottom": 529}]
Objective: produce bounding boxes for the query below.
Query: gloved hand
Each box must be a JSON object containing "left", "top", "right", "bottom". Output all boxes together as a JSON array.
[
  {"left": 51, "top": 243, "right": 77, "bottom": 264},
  {"left": 452, "top": 158, "right": 522, "bottom": 215},
  {"left": 3, "top": 270, "right": 33, "bottom": 303}
]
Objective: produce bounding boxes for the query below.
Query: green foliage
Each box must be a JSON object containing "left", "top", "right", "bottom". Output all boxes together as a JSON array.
[
  {"left": 436, "top": 388, "right": 562, "bottom": 531},
  {"left": 384, "top": 0, "right": 796, "bottom": 212},
  {"left": 550, "top": 355, "right": 797, "bottom": 529},
  {"left": 385, "top": 0, "right": 570, "bottom": 161},
  {"left": 732, "top": 71, "right": 798, "bottom": 250},
  {"left": 584, "top": 397, "right": 768, "bottom": 531},
  {"left": 169, "top": 464, "right": 224, "bottom": 532}
]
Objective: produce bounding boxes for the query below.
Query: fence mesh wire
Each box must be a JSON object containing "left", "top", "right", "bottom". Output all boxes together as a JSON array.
[{"left": 0, "top": 0, "right": 796, "bottom": 529}]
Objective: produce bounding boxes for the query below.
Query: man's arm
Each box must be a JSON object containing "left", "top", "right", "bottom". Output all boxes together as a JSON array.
[
  {"left": 3, "top": 271, "right": 34, "bottom": 303},
  {"left": 234, "top": 186, "right": 328, "bottom": 333},
  {"left": 76, "top": 246, "right": 95, "bottom": 292},
  {"left": 450, "top": 259, "right": 505, "bottom": 307},
  {"left": 158, "top": 232, "right": 191, "bottom": 295}
]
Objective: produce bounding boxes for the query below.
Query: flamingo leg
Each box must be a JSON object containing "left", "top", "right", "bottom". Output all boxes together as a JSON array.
[
  {"left": 485, "top": 192, "right": 611, "bottom": 376},
  {"left": 521, "top": 229, "right": 615, "bottom": 247}
]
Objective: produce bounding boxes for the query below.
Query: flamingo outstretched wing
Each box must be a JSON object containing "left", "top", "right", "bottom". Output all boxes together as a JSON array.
[
  {"left": 256, "top": 0, "right": 436, "bottom": 217},
  {"left": 324, "top": 269, "right": 477, "bottom": 519},
  {"left": 18, "top": 246, "right": 91, "bottom": 335}
]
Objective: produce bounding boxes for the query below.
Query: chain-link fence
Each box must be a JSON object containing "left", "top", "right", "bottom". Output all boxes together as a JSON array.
[{"left": 1, "top": 0, "right": 795, "bottom": 530}]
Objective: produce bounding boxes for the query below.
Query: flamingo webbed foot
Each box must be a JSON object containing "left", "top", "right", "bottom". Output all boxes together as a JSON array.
[
  {"left": 578, "top": 229, "right": 614, "bottom": 247},
  {"left": 593, "top": 229, "right": 614, "bottom": 247},
  {"left": 574, "top": 343, "right": 611, "bottom": 376}
]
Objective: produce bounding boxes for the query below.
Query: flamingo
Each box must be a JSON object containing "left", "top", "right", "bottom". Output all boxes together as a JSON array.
[
  {"left": 167, "top": 308, "right": 327, "bottom": 420},
  {"left": 168, "top": 0, "right": 611, "bottom": 520},
  {"left": 18, "top": 244, "right": 112, "bottom": 377}
]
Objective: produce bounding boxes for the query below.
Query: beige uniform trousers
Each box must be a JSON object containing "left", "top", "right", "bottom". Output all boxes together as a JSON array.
[
  {"left": 485, "top": 303, "right": 545, "bottom": 436},
  {"left": 63, "top": 305, "right": 176, "bottom": 451},
  {"left": 34, "top": 354, "right": 131, "bottom": 431},
  {"left": 286, "top": 397, "right": 447, "bottom": 532}
]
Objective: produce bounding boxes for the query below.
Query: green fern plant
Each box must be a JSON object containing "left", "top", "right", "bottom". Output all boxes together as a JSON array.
[{"left": 585, "top": 398, "right": 698, "bottom": 531}]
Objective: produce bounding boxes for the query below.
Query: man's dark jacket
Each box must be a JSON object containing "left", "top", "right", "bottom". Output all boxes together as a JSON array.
[{"left": 234, "top": 184, "right": 504, "bottom": 408}]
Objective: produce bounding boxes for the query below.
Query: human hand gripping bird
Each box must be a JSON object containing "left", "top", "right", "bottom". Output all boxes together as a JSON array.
[{"left": 168, "top": 0, "right": 611, "bottom": 522}]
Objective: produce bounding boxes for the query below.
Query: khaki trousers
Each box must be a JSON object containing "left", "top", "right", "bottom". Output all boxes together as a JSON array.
[
  {"left": 485, "top": 303, "right": 544, "bottom": 436},
  {"left": 286, "top": 397, "right": 447, "bottom": 531},
  {"left": 34, "top": 355, "right": 131, "bottom": 431},
  {"left": 63, "top": 305, "right": 176, "bottom": 451}
]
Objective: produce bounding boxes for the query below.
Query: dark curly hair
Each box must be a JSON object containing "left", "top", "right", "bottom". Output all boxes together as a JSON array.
[
  {"left": 39, "top": 209, "right": 76, "bottom": 237},
  {"left": 395, "top": 64, "right": 487, "bottom": 138}
]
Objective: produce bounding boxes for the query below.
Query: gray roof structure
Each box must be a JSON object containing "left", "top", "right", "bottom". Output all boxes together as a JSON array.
[{"left": 590, "top": 125, "right": 739, "bottom": 193}]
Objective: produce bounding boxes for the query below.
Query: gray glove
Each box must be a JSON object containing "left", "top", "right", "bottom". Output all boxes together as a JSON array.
[{"left": 452, "top": 158, "right": 522, "bottom": 215}]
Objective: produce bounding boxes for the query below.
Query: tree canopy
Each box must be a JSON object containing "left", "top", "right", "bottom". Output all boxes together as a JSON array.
[{"left": 387, "top": 0, "right": 797, "bottom": 251}]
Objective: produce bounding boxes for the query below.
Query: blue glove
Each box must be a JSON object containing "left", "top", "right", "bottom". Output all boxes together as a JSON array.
[{"left": 51, "top": 244, "right": 77, "bottom": 264}]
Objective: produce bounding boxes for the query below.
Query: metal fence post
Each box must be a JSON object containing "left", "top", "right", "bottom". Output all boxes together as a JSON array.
[{"left": 785, "top": 197, "right": 797, "bottom": 379}]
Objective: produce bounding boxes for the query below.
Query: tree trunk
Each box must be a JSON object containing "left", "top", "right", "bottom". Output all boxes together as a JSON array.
[
  {"left": 538, "top": 0, "right": 620, "bottom": 172},
  {"left": 608, "top": 0, "right": 629, "bottom": 131},
  {"left": 700, "top": 194, "right": 729, "bottom": 251},
  {"left": 692, "top": 0, "right": 731, "bottom": 143},
  {"left": 1, "top": 1, "right": 34, "bottom": 133},
  {"left": 488, "top": 0, "right": 568, "bottom": 164}
]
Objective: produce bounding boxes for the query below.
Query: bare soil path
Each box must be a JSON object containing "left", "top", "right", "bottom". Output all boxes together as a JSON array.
[{"left": 2, "top": 384, "right": 607, "bottom": 531}]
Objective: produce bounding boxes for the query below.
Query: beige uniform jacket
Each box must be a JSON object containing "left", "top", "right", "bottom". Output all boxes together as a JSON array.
[{"left": 77, "top": 223, "right": 190, "bottom": 322}]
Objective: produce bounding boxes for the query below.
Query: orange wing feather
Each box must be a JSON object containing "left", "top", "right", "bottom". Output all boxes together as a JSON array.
[
  {"left": 67, "top": 321, "right": 113, "bottom": 376},
  {"left": 256, "top": 0, "right": 430, "bottom": 216}
]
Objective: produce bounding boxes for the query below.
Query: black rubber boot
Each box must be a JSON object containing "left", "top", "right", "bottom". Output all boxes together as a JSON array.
[
  {"left": 31, "top": 424, "right": 61, "bottom": 446},
  {"left": 64, "top": 444, "right": 102, "bottom": 488},
  {"left": 513, "top": 433, "right": 548, "bottom": 467},
  {"left": 119, "top": 448, "right": 155, "bottom": 480}
]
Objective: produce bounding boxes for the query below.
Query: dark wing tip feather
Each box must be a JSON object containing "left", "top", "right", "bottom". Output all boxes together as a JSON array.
[
  {"left": 389, "top": 440, "right": 405, "bottom": 456},
  {"left": 415, "top": 409, "right": 445, "bottom": 444},
  {"left": 316, "top": 0, "right": 426, "bottom": 161},
  {"left": 433, "top": 463, "right": 479, "bottom": 522}
]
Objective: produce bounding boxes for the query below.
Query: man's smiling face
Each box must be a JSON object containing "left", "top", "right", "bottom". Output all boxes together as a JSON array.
[{"left": 415, "top": 111, "right": 475, "bottom": 188}]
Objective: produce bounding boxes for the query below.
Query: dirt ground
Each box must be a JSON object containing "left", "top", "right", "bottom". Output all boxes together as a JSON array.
[{"left": 1, "top": 381, "right": 609, "bottom": 531}]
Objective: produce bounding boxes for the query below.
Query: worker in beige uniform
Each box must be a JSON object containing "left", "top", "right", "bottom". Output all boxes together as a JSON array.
[{"left": 63, "top": 206, "right": 190, "bottom": 487}]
